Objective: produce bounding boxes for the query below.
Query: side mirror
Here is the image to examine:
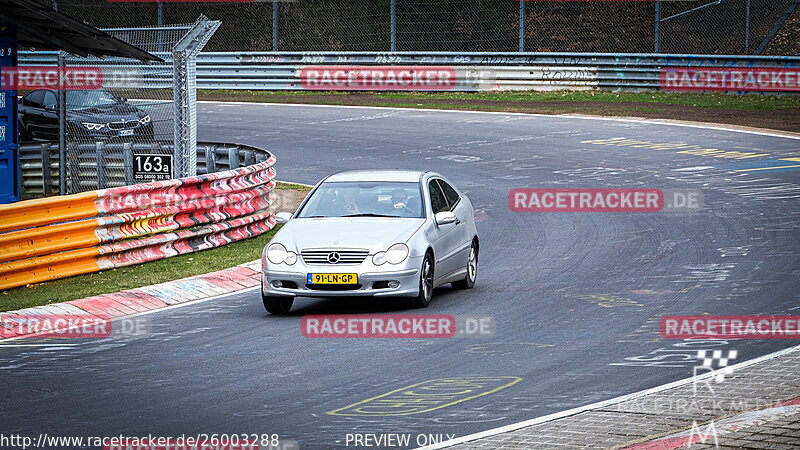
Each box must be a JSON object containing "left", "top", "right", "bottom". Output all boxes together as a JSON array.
[
  {"left": 275, "top": 212, "right": 293, "bottom": 224},
  {"left": 435, "top": 211, "right": 457, "bottom": 226}
]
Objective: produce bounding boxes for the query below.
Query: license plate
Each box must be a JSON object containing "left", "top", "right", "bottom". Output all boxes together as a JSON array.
[
  {"left": 307, "top": 273, "right": 357, "bottom": 284},
  {"left": 118, "top": 129, "right": 134, "bottom": 137}
]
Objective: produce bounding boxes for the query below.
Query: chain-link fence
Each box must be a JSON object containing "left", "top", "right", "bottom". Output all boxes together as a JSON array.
[
  {"left": 19, "top": 18, "right": 218, "bottom": 195},
  {"left": 58, "top": 26, "right": 181, "bottom": 194},
  {"left": 45, "top": 0, "right": 799, "bottom": 55}
]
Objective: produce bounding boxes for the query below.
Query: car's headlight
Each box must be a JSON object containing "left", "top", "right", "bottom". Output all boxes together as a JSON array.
[
  {"left": 82, "top": 122, "right": 106, "bottom": 130},
  {"left": 266, "top": 243, "right": 297, "bottom": 265},
  {"left": 372, "top": 243, "right": 409, "bottom": 265},
  {"left": 139, "top": 115, "right": 151, "bottom": 124}
]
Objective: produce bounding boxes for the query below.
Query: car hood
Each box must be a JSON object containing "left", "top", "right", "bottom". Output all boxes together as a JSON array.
[
  {"left": 68, "top": 103, "right": 143, "bottom": 121},
  {"left": 277, "top": 217, "right": 425, "bottom": 253}
]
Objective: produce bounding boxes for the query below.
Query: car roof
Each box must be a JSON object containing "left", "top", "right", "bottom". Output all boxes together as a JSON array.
[{"left": 324, "top": 170, "right": 428, "bottom": 183}]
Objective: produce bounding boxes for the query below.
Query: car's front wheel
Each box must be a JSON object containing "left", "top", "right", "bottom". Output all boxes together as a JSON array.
[
  {"left": 412, "top": 253, "right": 434, "bottom": 308},
  {"left": 452, "top": 240, "right": 478, "bottom": 290},
  {"left": 263, "top": 294, "right": 293, "bottom": 314}
]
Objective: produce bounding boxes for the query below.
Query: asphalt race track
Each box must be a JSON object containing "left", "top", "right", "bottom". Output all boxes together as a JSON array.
[{"left": 3, "top": 103, "right": 799, "bottom": 449}]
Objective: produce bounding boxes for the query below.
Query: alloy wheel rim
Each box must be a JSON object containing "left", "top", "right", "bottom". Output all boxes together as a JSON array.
[
  {"left": 468, "top": 247, "right": 477, "bottom": 282},
  {"left": 422, "top": 260, "right": 432, "bottom": 299}
]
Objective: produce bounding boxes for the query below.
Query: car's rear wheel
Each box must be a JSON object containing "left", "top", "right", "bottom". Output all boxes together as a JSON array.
[
  {"left": 452, "top": 240, "right": 478, "bottom": 290},
  {"left": 263, "top": 294, "right": 293, "bottom": 314},
  {"left": 412, "top": 254, "right": 434, "bottom": 308}
]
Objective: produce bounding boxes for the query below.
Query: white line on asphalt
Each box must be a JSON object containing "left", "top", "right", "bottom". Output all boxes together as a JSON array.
[
  {"left": 416, "top": 343, "right": 800, "bottom": 449},
  {"left": 197, "top": 101, "right": 800, "bottom": 141},
  {"left": 0, "top": 344, "right": 79, "bottom": 347},
  {"left": 0, "top": 286, "right": 260, "bottom": 343},
  {"left": 276, "top": 179, "right": 315, "bottom": 188}
]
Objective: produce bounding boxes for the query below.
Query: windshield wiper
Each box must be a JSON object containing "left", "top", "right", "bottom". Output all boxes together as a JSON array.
[{"left": 342, "top": 213, "right": 394, "bottom": 218}]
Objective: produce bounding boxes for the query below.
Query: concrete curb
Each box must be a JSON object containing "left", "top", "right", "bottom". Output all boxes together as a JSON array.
[{"left": 0, "top": 260, "right": 261, "bottom": 340}]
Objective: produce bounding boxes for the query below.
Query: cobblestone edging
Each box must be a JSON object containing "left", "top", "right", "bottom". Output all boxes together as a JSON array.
[{"left": 441, "top": 346, "right": 800, "bottom": 449}]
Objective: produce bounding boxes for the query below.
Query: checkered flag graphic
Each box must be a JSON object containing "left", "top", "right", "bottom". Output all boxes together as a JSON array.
[{"left": 697, "top": 350, "right": 738, "bottom": 382}]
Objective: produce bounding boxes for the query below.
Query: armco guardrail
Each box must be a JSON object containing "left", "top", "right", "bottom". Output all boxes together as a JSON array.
[
  {"left": 0, "top": 150, "right": 276, "bottom": 291},
  {"left": 20, "top": 51, "right": 800, "bottom": 92},
  {"left": 19, "top": 141, "right": 269, "bottom": 198}
]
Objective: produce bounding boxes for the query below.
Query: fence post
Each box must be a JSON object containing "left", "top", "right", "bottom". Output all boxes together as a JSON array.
[
  {"left": 40, "top": 143, "right": 52, "bottom": 196},
  {"left": 123, "top": 143, "right": 134, "bottom": 185},
  {"left": 172, "top": 18, "right": 220, "bottom": 178},
  {"left": 745, "top": 0, "right": 751, "bottom": 53},
  {"left": 390, "top": 0, "right": 396, "bottom": 51},
  {"left": 272, "top": 3, "right": 278, "bottom": 51},
  {"left": 57, "top": 51, "right": 66, "bottom": 195},
  {"left": 157, "top": 2, "right": 164, "bottom": 52},
  {"left": 654, "top": 1, "right": 662, "bottom": 53},
  {"left": 519, "top": 0, "right": 525, "bottom": 52}
]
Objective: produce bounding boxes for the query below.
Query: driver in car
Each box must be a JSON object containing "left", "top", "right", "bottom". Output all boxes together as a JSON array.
[
  {"left": 341, "top": 188, "right": 361, "bottom": 215},
  {"left": 391, "top": 189, "right": 416, "bottom": 217}
]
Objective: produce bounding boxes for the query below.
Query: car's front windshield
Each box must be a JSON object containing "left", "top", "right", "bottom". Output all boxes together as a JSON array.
[
  {"left": 66, "top": 89, "right": 121, "bottom": 108},
  {"left": 297, "top": 181, "right": 424, "bottom": 219}
]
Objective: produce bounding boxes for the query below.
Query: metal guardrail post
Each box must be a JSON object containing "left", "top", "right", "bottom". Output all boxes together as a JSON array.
[
  {"left": 228, "top": 147, "right": 240, "bottom": 169},
  {"left": 123, "top": 143, "right": 134, "bottom": 185},
  {"left": 67, "top": 142, "right": 78, "bottom": 194},
  {"left": 40, "top": 143, "right": 52, "bottom": 196},
  {"left": 243, "top": 149, "right": 255, "bottom": 167},
  {"left": 206, "top": 144, "right": 217, "bottom": 173},
  {"left": 96, "top": 142, "right": 107, "bottom": 189}
]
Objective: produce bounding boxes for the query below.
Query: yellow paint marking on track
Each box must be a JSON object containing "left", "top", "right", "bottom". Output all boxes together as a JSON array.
[
  {"left": 733, "top": 164, "right": 800, "bottom": 172},
  {"left": 580, "top": 137, "right": 771, "bottom": 160},
  {"left": 780, "top": 158, "right": 800, "bottom": 162},
  {"left": 327, "top": 376, "right": 522, "bottom": 416}
]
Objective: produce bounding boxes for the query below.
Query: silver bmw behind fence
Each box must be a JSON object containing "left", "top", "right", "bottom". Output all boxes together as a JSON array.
[{"left": 261, "top": 170, "right": 479, "bottom": 314}]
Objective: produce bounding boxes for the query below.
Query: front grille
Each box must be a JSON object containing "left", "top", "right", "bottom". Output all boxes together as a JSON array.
[
  {"left": 301, "top": 249, "right": 369, "bottom": 265},
  {"left": 107, "top": 120, "right": 140, "bottom": 130}
]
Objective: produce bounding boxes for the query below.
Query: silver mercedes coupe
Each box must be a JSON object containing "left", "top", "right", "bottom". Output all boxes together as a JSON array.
[{"left": 261, "top": 170, "right": 479, "bottom": 314}]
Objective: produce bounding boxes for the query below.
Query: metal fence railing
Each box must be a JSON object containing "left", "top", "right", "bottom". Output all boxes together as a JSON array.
[
  {"left": 17, "top": 18, "right": 220, "bottom": 198},
  {"left": 19, "top": 141, "right": 271, "bottom": 199},
  {"left": 20, "top": 51, "right": 800, "bottom": 93}
]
